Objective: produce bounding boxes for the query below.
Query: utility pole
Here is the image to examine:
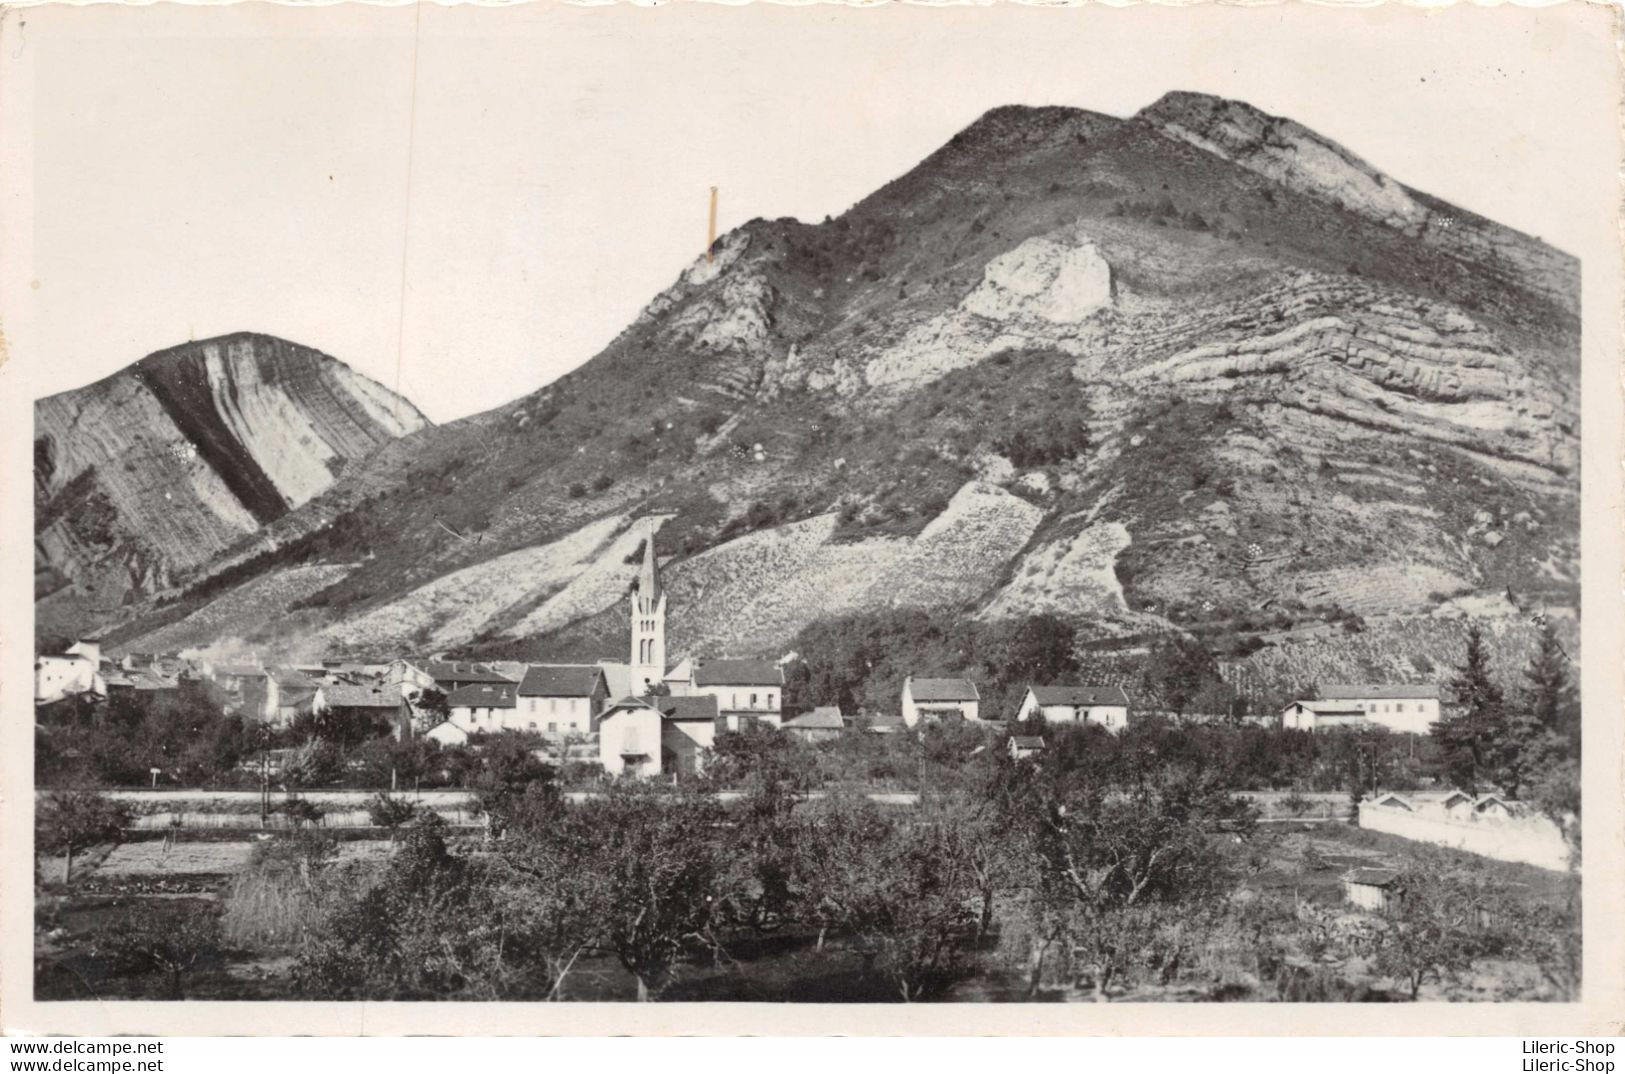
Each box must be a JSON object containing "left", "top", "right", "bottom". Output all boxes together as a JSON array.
[{"left": 259, "top": 728, "right": 270, "bottom": 827}]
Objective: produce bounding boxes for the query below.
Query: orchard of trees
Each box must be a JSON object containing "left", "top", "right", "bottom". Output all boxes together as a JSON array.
[{"left": 267, "top": 713, "right": 1575, "bottom": 1003}]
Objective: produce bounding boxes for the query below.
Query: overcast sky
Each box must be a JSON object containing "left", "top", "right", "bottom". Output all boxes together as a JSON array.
[{"left": 18, "top": 3, "right": 1614, "bottom": 423}]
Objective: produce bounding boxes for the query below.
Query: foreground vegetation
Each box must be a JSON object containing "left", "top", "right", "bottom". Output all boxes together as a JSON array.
[
  {"left": 34, "top": 616, "right": 1580, "bottom": 1002},
  {"left": 35, "top": 735, "right": 1579, "bottom": 1003}
]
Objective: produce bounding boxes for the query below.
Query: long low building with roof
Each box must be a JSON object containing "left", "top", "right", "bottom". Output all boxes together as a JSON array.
[
  {"left": 1015, "top": 684, "right": 1131, "bottom": 731},
  {"left": 1313, "top": 684, "right": 1443, "bottom": 734},
  {"left": 1281, "top": 700, "right": 1371, "bottom": 732}
]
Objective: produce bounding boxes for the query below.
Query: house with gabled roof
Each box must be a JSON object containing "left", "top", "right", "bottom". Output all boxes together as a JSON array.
[
  {"left": 1008, "top": 735, "right": 1046, "bottom": 761},
  {"left": 424, "top": 720, "right": 470, "bottom": 747},
  {"left": 1281, "top": 700, "right": 1369, "bottom": 732},
  {"left": 686, "top": 659, "right": 785, "bottom": 730},
  {"left": 323, "top": 682, "right": 410, "bottom": 739},
  {"left": 596, "top": 693, "right": 723, "bottom": 779},
  {"left": 784, "top": 706, "right": 845, "bottom": 743},
  {"left": 231, "top": 667, "right": 325, "bottom": 727},
  {"left": 1313, "top": 684, "right": 1442, "bottom": 734},
  {"left": 427, "top": 660, "right": 518, "bottom": 692},
  {"left": 516, "top": 664, "right": 608, "bottom": 737},
  {"left": 269, "top": 668, "right": 326, "bottom": 726},
  {"left": 384, "top": 658, "right": 438, "bottom": 696},
  {"left": 1342, "top": 867, "right": 1403, "bottom": 913},
  {"left": 598, "top": 697, "right": 664, "bottom": 779},
  {"left": 901, "top": 676, "right": 981, "bottom": 727},
  {"left": 35, "top": 639, "right": 105, "bottom": 704},
  {"left": 445, "top": 681, "right": 520, "bottom": 734},
  {"left": 654, "top": 694, "right": 720, "bottom": 776},
  {"left": 1016, "top": 685, "right": 1130, "bottom": 731}
]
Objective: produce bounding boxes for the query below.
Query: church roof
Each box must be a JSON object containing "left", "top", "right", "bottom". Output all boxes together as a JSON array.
[{"left": 598, "top": 662, "right": 633, "bottom": 700}]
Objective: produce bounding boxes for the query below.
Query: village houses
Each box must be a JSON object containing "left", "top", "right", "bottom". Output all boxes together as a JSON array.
[
  {"left": 35, "top": 640, "right": 104, "bottom": 704},
  {"left": 1281, "top": 684, "right": 1441, "bottom": 734},
  {"left": 1281, "top": 700, "right": 1370, "bottom": 732},
  {"left": 900, "top": 676, "right": 981, "bottom": 726},
  {"left": 516, "top": 665, "right": 608, "bottom": 736},
  {"left": 1312, "top": 684, "right": 1442, "bottom": 734},
  {"left": 443, "top": 681, "right": 519, "bottom": 734},
  {"left": 1015, "top": 684, "right": 1130, "bottom": 731},
  {"left": 322, "top": 682, "right": 411, "bottom": 740},
  {"left": 35, "top": 513, "right": 1463, "bottom": 786},
  {"left": 681, "top": 659, "right": 786, "bottom": 730}
]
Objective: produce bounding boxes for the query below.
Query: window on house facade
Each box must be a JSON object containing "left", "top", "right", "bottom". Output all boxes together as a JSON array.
[{"left": 548, "top": 722, "right": 557, "bottom": 733}]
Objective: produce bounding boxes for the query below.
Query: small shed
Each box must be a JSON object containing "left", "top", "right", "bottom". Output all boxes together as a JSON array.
[
  {"left": 1342, "top": 867, "right": 1402, "bottom": 913},
  {"left": 1439, "top": 790, "right": 1474, "bottom": 816},
  {"left": 1472, "top": 795, "right": 1516, "bottom": 820},
  {"left": 424, "top": 720, "right": 470, "bottom": 747},
  {"left": 783, "top": 707, "right": 845, "bottom": 743},
  {"left": 864, "top": 714, "right": 908, "bottom": 735},
  {"left": 1372, "top": 792, "right": 1414, "bottom": 812},
  {"left": 1008, "top": 735, "right": 1046, "bottom": 761}
]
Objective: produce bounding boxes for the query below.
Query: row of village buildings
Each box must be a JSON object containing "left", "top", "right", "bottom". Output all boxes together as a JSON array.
[
  {"left": 36, "top": 528, "right": 1445, "bottom": 779},
  {"left": 36, "top": 637, "right": 1445, "bottom": 778}
]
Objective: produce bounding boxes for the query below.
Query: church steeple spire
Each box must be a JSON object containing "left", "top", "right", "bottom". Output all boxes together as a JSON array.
[
  {"left": 636, "top": 520, "right": 662, "bottom": 606},
  {"left": 629, "top": 519, "right": 667, "bottom": 696}
]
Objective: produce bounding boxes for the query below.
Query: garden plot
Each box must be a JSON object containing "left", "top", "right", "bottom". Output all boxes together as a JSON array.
[
  {"left": 94, "top": 839, "right": 396, "bottom": 879},
  {"left": 95, "top": 841, "right": 255, "bottom": 877}
]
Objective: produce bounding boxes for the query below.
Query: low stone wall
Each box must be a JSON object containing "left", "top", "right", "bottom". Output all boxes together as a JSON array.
[
  {"left": 1358, "top": 801, "right": 1572, "bottom": 872},
  {"left": 129, "top": 806, "right": 483, "bottom": 830}
]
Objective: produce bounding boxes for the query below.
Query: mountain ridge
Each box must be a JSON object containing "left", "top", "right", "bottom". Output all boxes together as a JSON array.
[
  {"left": 44, "top": 93, "right": 1579, "bottom": 690},
  {"left": 34, "top": 332, "right": 429, "bottom": 636}
]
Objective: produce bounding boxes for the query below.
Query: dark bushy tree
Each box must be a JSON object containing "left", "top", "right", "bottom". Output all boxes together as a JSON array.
[
  {"left": 1432, "top": 622, "right": 1507, "bottom": 792},
  {"left": 36, "top": 790, "right": 130, "bottom": 882},
  {"left": 1524, "top": 618, "right": 1579, "bottom": 755},
  {"left": 297, "top": 816, "right": 496, "bottom": 999},
  {"left": 1139, "top": 635, "right": 1230, "bottom": 719}
]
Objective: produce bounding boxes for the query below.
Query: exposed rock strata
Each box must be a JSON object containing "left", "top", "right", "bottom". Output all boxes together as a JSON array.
[{"left": 35, "top": 334, "right": 426, "bottom": 615}]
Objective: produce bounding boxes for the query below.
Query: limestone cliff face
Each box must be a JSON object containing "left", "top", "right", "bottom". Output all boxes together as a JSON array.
[
  {"left": 35, "top": 333, "right": 427, "bottom": 629},
  {"left": 82, "top": 94, "right": 1581, "bottom": 660},
  {"left": 1138, "top": 91, "right": 1579, "bottom": 318}
]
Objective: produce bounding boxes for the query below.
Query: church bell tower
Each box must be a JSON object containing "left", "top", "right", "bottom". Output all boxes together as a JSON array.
[{"left": 629, "top": 520, "right": 667, "bottom": 697}]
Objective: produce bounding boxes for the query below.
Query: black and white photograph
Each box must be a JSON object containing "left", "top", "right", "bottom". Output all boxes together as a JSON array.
[{"left": 2, "top": 0, "right": 1620, "bottom": 1035}]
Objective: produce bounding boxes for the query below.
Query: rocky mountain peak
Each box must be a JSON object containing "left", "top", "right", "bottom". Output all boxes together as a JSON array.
[
  {"left": 57, "top": 95, "right": 1580, "bottom": 670},
  {"left": 1136, "top": 90, "right": 1428, "bottom": 232},
  {"left": 35, "top": 334, "right": 428, "bottom": 635}
]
